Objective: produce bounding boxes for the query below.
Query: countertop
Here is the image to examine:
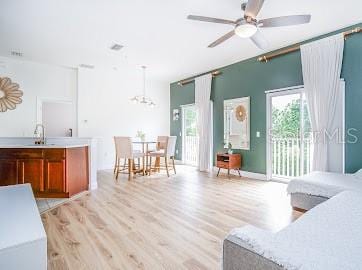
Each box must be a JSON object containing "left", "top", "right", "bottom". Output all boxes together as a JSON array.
[
  {"left": 0, "top": 184, "right": 46, "bottom": 250},
  {"left": 0, "top": 144, "right": 89, "bottom": 149}
]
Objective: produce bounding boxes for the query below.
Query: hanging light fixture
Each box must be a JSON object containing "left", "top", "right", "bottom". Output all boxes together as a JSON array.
[{"left": 130, "top": 66, "right": 156, "bottom": 107}]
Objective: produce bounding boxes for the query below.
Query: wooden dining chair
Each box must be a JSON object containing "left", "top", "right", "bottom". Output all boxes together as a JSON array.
[
  {"left": 148, "top": 136, "right": 177, "bottom": 177},
  {"left": 156, "top": 136, "right": 168, "bottom": 151},
  {"left": 114, "top": 136, "right": 144, "bottom": 180},
  {"left": 147, "top": 136, "right": 168, "bottom": 172}
]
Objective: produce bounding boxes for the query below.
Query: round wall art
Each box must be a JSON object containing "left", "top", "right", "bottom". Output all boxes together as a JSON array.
[
  {"left": 235, "top": 104, "right": 247, "bottom": 122},
  {"left": 0, "top": 77, "right": 23, "bottom": 112}
]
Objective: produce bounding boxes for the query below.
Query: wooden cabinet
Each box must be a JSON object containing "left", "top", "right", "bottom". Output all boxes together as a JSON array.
[
  {"left": 0, "top": 147, "right": 89, "bottom": 198},
  {"left": 0, "top": 159, "right": 18, "bottom": 186},
  {"left": 216, "top": 153, "right": 242, "bottom": 177},
  {"left": 44, "top": 159, "right": 65, "bottom": 193},
  {"left": 18, "top": 159, "right": 44, "bottom": 192}
]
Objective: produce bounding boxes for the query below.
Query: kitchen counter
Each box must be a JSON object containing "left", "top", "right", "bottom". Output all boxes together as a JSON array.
[
  {"left": 0, "top": 184, "right": 47, "bottom": 269},
  {"left": 0, "top": 143, "right": 89, "bottom": 148},
  {"left": 0, "top": 137, "right": 98, "bottom": 191},
  {"left": 0, "top": 146, "right": 89, "bottom": 198}
]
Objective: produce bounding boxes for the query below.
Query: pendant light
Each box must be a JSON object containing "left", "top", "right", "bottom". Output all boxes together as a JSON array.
[{"left": 130, "top": 66, "right": 156, "bottom": 107}]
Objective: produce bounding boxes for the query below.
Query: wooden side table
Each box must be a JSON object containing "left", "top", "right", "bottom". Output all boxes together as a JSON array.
[{"left": 216, "top": 153, "right": 242, "bottom": 177}]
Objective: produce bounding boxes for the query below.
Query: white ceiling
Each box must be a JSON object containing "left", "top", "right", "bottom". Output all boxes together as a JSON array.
[{"left": 0, "top": 0, "right": 361, "bottom": 83}]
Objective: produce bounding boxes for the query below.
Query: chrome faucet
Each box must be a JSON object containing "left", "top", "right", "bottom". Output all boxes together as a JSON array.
[{"left": 34, "top": 124, "right": 46, "bottom": 145}]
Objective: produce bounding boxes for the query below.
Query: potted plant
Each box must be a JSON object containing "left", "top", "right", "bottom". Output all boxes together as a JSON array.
[
  {"left": 227, "top": 143, "right": 233, "bottom": 154},
  {"left": 136, "top": 130, "right": 146, "bottom": 142}
]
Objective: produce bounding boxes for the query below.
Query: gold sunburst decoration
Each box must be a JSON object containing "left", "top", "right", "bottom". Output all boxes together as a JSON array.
[
  {"left": 235, "top": 105, "right": 247, "bottom": 122},
  {"left": 0, "top": 77, "right": 23, "bottom": 112}
]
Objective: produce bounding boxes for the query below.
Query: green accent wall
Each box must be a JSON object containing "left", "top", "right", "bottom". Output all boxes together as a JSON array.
[{"left": 170, "top": 23, "right": 362, "bottom": 174}]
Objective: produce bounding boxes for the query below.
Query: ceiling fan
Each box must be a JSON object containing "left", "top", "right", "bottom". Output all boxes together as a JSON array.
[{"left": 187, "top": 0, "right": 311, "bottom": 49}]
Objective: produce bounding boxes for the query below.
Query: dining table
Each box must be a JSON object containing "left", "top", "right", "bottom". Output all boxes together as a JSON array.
[{"left": 132, "top": 141, "right": 157, "bottom": 175}]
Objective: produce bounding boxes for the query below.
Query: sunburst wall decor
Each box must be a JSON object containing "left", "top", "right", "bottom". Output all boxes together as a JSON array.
[
  {"left": 235, "top": 104, "right": 247, "bottom": 122},
  {"left": 0, "top": 77, "right": 23, "bottom": 112}
]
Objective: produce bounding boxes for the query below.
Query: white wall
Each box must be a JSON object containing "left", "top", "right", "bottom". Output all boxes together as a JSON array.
[
  {"left": 0, "top": 56, "right": 170, "bottom": 170},
  {"left": 0, "top": 56, "right": 77, "bottom": 136},
  {"left": 42, "top": 101, "right": 76, "bottom": 137},
  {"left": 78, "top": 66, "right": 170, "bottom": 170}
]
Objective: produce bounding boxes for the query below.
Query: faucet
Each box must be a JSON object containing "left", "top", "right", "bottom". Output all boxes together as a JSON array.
[{"left": 34, "top": 124, "right": 46, "bottom": 144}]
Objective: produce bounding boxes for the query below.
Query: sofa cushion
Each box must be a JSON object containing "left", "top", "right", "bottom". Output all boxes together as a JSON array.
[
  {"left": 228, "top": 191, "right": 362, "bottom": 270},
  {"left": 287, "top": 171, "right": 362, "bottom": 198}
]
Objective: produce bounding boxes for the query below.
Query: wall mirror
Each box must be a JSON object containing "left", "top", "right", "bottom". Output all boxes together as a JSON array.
[{"left": 224, "top": 97, "right": 250, "bottom": 150}]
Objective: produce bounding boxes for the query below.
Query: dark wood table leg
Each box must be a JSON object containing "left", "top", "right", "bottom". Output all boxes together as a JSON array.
[{"left": 217, "top": 168, "right": 220, "bottom": 176}]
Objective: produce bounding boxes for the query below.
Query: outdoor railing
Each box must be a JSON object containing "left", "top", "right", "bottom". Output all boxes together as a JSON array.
[
  {"left": 184, "top": 136, "right": 199, "bottom": 165},
  {"left": 272, "top": 138, "right": 312, "bottom": 178}
]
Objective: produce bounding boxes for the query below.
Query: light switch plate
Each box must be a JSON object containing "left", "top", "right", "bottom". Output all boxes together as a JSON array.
[{"left": 256, "top": 131, "right": 260, "bottom": 138}]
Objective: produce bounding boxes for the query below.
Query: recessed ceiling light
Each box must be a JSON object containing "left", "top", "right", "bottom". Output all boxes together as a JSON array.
[
  {"left": 110, "top": 43, "right": 123, "bottom": 51},
  {"left": 11, "top": 51, "right": 23, "bottom": 57},
  {"left": 79, "top": 64, "right": 95, "bottom": 69}
]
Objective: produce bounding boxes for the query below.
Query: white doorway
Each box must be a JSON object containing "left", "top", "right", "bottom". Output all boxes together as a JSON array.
[
  {"left": 182, "top": 104, "right": 199, "bottom": 166},
  {"left": 266, "top": 87, "right": 312, "bottom": 181},
  {"left": 37, "top": 98, "right": 77, "bottom": 137}
]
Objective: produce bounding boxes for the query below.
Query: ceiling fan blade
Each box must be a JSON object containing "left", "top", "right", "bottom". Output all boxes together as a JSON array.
[
  {"left": 244, "top": 0, "right": 265, "bottom": 18},
  {"left": 259, "top": 15, "right": 311, "bottom": 28},
  {"left": 187, "top": 15, "right": 236, "bottom": 25},
  {"left": 250, "top": 30, "right": 268, "bottom": 50},
  {"left": 208, "top": 30, "right": 235, "bottom": 48}
]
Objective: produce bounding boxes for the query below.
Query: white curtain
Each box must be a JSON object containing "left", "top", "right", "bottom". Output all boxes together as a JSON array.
[
  {"left": 195, "top": 74, "right": 213, "bottom": 172},
  {"left": 301, "top": 34, "right": 344, "bottom": 171},
  {"left": 327, "top": 80, "right": 345, "bottom": 173}
]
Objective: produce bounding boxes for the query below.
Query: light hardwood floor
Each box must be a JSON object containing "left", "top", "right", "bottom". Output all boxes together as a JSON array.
[{"left": 42, "top": 165, "right": 302, "bottom": 270}]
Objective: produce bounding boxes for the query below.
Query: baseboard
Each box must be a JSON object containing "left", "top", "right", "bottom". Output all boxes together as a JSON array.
[
  {"left": 213, "top": 166, "right": 267, "bottom": 181},
  {"left": 90, "top": 182, "right": 98, "bottom": 190},
  {"left": 174, "top": 159, "right": 184, "bottom": 165}
]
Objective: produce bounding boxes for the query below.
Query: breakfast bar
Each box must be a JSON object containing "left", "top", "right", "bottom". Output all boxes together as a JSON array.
[{"left": 0, "top": 142, "right": 91, "bottom": 198}]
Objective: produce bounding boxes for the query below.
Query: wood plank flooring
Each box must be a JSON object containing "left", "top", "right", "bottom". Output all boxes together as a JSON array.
[{"left": 42, "top": 165, "right": 302, "bottom": 270}]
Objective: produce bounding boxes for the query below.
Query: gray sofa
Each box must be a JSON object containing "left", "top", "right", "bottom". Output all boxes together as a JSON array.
[
  {"left": 290, "top": 192, "right": 328, "bottom": 211},
  {"left": 223, "top": 190, "right": 362, "bottom": 270},
  {"left": 287, "top": 171, "right": 362, "bottom": 211},
  {"left": 223, "top": 235, "right": 283, "bottom": 270}
]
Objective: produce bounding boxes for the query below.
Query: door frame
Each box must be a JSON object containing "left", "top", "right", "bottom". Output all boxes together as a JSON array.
[{"left": 266, "top": 85, "right": 305, "bottom": 181}]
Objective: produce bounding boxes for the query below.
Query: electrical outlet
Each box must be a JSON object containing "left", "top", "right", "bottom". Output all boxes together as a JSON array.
[
  {"left": 256, "top": 131, "right": 261, "bottom": 138},
  {"left": 176, "top": 149, "right": 179, "bottom": 154}
]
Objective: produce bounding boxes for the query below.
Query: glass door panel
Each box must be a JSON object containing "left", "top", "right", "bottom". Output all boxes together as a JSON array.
[
  {"left": 268, "top": 90, "right": 311, "bottom": 180},
  {"left": 182, "top": 105, "right": 199, "bottom": 166}
]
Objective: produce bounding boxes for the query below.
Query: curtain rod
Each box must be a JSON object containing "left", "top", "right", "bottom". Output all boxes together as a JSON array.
[
  {"left": 258, "top": 26, "right": 361, "bottom": 63},
  {"left": 177, "top": 70, "right": 221, "bottom": 86}
]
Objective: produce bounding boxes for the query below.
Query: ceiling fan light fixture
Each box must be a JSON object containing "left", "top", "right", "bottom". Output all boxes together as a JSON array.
[{"left": 235, "top": 23, "right": 257, "bottom": 38}]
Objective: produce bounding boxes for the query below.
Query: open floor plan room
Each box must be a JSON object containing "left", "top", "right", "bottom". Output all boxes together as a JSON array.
[
  {"left": 44, "top": 167, "right": 301, "bottom": 270},
  {"left": 1, "top": 0, "right": 362, "bottom": 269}
]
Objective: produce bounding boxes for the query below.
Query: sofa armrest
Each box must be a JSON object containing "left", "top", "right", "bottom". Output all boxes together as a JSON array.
[{"left": 223, "top": 235, "right": 284, "bottom": 270}]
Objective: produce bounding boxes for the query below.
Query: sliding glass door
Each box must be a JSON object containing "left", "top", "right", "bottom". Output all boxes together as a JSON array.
[
  {"left": 267, "top": 88, "right": 312, "bottom": 181},
  {"left": 182, "top": 105, "right": 199, "bottom": 166}
]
